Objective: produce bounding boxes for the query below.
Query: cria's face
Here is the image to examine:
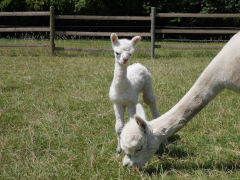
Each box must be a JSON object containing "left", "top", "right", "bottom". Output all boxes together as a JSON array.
[
  {"left": 113, "top": 40, "right": 134, "bottom": 65},
  {"left": 110, "top": 33, "right": 141, "bottom": 65},
  {"left": 114, "top": 49, "right": 133, "bottom": 65}
]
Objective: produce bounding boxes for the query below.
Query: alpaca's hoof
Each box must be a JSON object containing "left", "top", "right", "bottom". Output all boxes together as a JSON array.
[
  {"left": 116, "top": 145, "right": 122, "bottom": 154},
  {"left": 115, "top": 152, "right": 121, "bottom": 157},
  {"left": 116, "top": 149, "right": 122, "bottom": 155},
  {"left": 116, "top": 148, "right": 122, "bottom": 157}
]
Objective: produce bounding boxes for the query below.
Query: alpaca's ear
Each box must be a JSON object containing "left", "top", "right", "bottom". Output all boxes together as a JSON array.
[
  {"left": 136, "top": 103, "right": 147, "bottom": 120},
  {"left": 134, "top": 115, "right": 148, "bottom": 134},
  {"left": 111, "top": 33, "right": 118, "bottom": 46},
  {"left": 131, "top": 36, "right": 141, "bottom": 48}
]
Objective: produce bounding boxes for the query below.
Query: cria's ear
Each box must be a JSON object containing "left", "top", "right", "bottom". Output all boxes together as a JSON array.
[
  {"left": 134, "top": 115, "right": 148, "bottom": 133},
  {"left": 131, "top": 36, "right": 141, "bottom": 48},
  {"left": 110, "top": 33, "right": 118, "bottom": 47},
  {"left": 136, "top": 103, "right": 147, "bottom": 120}
]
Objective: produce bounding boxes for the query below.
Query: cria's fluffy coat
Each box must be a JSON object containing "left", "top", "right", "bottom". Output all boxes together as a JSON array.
[{"left": 109, "top": 33, "right": 160, "bottom": 153}]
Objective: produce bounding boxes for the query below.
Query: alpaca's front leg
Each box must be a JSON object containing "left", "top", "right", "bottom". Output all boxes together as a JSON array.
[{"left": 114, "top": 104, "right": 125, "bottom": 154}]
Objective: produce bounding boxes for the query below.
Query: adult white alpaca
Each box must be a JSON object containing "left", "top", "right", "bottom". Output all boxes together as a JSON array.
[
  {"left": 120, "top": 31, "right": 240, "bottom": 168},
  {"left": 109, "top": 33, "right": 161, "bottom": 154}
]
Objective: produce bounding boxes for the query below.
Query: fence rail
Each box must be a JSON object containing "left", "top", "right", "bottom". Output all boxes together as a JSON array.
[
  {"left": 155, "top": 45, "right": 222, "bottom": 49},
  {"left": 155, "top": 13, "right": 240, "bottom": 18},
  {"left": 0, "top": 43, "right": 50, "bottom": 47},
  {"left": 55, "top": 31, "right": 151, "bottom": 37},
  {"left": 0, "top": 6, "right": 239, "bottom": 57},
  {"left": 0, "top": 11, "right": 50, "bottom": 16},
  {"left": 0, "top": 27, "right": 50, "bottom": 32},
  {"left": 154, "top": 29, "right": 239, "bottom": 34},
  {"left": 55, "top": 15, "right": 151, "bottom": 20}
]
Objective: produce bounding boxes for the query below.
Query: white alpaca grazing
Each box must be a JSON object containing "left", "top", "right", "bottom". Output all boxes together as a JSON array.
[
  {"left": 109, "top": 33, "right": 161, "bottom": 154},
  {"left": 120, "top": 31, "right": 240, "bottom": 168}
]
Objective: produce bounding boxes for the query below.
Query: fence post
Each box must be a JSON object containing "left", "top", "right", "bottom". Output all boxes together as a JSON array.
[
  {"left": 50, "top": 6, "right": 55, "bottom": 56},
  {"left": 151, "top": 7, "right": 156, "bottom": 59}
]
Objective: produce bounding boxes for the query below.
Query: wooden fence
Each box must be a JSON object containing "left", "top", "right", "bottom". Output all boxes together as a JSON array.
[
  {"left": 150, "top": 7, "right": 240, "bottom": 58},
  {"left": 0, "top": 6, "right": 240, "bottom": 58},
  {"left": 0, "top": 9, "right": 54, "bottom": 55}
]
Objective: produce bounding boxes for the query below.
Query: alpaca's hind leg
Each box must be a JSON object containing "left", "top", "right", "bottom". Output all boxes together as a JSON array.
[
  {"left": 142, "top": 86, "right": 161, "bottom": 119},
  {"left": 143, "top": 85, "right": 168, "bottom": 146},
  {"left": 114, "top": 104, "right": 125, "bottom": 154},
  {"left": 128, "top": 104, "right": 137, "bottom": 119}
]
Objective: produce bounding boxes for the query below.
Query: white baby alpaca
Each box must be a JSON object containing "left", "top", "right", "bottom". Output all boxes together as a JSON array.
[{"left": 109, "top": 33, "right": 161, "bottom": 154}]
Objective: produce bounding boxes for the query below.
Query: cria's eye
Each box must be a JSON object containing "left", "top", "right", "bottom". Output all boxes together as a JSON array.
[
  {"left": 115, "top": 52, "right": 120, "bottom": 56},
  {"left": 129, "top": 53, "right": 132, "bottom": 56},
  {"left": 136, "top": 145, "right": 142, "bottom": 152}
]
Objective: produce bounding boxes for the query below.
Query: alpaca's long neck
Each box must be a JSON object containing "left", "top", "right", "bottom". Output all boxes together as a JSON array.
[
  {"left": 113, "top": 62, "right": 129, "bottom": 87},
  {"left": 151, "top": 61, "right": 224, "bottom": 140}
]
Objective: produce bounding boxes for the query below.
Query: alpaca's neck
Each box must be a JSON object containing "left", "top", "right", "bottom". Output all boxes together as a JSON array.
[
  {"left": 113, "top": 62, "right": 129, "bottom": 87},
  {"left": 151, "top": 61, "right": 224, "bottom": 141}
]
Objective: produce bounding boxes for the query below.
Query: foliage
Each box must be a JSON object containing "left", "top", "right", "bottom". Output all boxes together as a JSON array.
[
  {"left": 1, "top": 0, "right": 240, "bottom": 15},
  {"left": 0, "top": 0, "right": 145, "bottom": 15},
  {"left": 0, "top": 0, "right": 27, "bottom": 11},
  {"left": 201, "top": 0, "right": 240, "bottom": 13}
]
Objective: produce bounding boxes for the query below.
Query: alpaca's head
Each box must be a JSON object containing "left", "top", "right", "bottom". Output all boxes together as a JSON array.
[
  {"left": 120, "top": 104, "right": 159, "bottom": 168},
  {"left": 110, "top": 33, "right": 141, "bottom": 65}
]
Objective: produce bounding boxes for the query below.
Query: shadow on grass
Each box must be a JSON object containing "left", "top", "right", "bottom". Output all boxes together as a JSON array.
[
  {"left": 155, "top": 134, "right": 193, "bottom": 159},
  {"left": 145, "top": 159, "right": 240, "bottom": 176},
  {"left": 54, "top": 51, "right": 114, "bottom": 58},
  {"left": 144, "top": 134, "right": 240, "bottom": 175},
  {"left": 0, "top": 53, "right": 48, "bottom": 57},
  {"left": 154, "top": 49, "right": 218, "bottom": 59},
  {"left": 155, "top": 134, "right": 181, "bottom": 154}
]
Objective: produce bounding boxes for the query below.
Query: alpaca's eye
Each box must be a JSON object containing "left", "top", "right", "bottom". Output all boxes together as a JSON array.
[
  {"left": 115, "top": 52, "right": 120, "bottom": 56},
  {"left": 129, "top": 53, "right": 132, "bottom": 56},
  {"left": 136, "top": 145, "right": 142, "bottom": 152}
]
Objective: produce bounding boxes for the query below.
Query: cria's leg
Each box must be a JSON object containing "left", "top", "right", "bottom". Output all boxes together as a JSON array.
[
  {"left": 142, "top": 84, "right": 161, "bottom": 119},
  {"left": 114, "top": 104, "right": 125, "bottom": 155}
]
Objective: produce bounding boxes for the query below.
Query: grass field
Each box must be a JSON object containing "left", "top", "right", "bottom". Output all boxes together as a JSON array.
[{"left": 0, "top": 38, "right": 239, "bottom": 179}]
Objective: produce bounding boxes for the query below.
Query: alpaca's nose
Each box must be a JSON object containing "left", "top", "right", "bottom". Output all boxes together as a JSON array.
[
  {"left": 123, "top": 162, "right": 129, "bottom": 167},
  {"left": 123, "top": 155, "right": 131, "bottom": 167},
  {"left": 122, "top": 57, "right": 128, "bottom": 63}
]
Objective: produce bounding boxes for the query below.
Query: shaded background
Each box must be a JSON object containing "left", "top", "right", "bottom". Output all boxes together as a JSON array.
[{"left": 1, "top": 0, "right": 240, "bottom": 41}]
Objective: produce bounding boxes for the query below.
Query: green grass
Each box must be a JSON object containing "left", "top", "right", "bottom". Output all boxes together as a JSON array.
[{"left": 0, "top": 38, "right": 239, "bottom": 179}]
